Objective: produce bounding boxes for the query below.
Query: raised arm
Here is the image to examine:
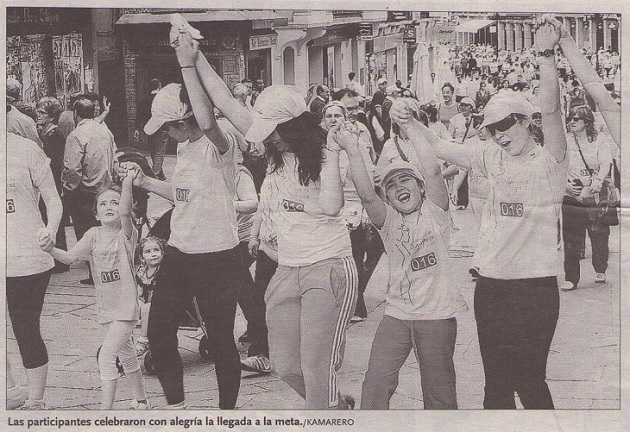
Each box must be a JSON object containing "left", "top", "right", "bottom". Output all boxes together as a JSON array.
[
  {"left": 119, "top": 162, "right": 135, "bottom": 239},
  {"left": 534, "top": 19, "right": 567, "bottom": 163},
  {"left": 543, "top": 15, "right": 620, "bottom": 147},
  {"left": 334, "top": 122, "right": 387, "bottom": 228},
  {"left": 118, "top": 161, "right": 173, "bottom": 202},
  {"left": 390, "top": 101, "right": 449, "bottom": 211},
  {"left": 410, "top": 115, "right": 473, "bottom": 170},
  {"left": 174, "top": 32, "right": 229, "bottom": 152}
]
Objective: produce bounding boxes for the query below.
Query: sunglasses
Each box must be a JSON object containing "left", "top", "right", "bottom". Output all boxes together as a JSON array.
[
  {"left": 486, "top": 114, "right": 519, "bottom": 136},
  {"left": 568, "top": 116, "right": 583, "bottom": 123}
]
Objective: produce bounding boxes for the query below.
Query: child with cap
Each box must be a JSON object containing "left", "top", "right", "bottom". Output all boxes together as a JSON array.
[
  {"left": 407, "top": 21, "right": 568, "bottom": 409},
  {"left": 333, "top": 98, "right": 468, "bottom": 409}
]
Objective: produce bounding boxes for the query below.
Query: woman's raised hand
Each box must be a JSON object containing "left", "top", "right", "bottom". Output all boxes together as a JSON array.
[
  {"left": 534, "top": 16, "right": 561, "bottom": 52},
  {"left": 390, "top": 99, "right": 413, "bottom": 128},
  {"left": 537, "top": 14, "right": 570, "bottom": 42},
  {"left": 118, "top": 161, "right": 145, "bottom": 187},
  {"left": 332, "top": 121, "right": 359, "bottom": 152},
  {"left": 173, "top": 30, "right": 199, "bottom": 68}
]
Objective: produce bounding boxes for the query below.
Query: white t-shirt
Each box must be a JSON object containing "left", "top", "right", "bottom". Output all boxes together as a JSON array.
[
  {"left": 470, "top": 144, "right": 568, "bottom": 279},
  {"left": 6, "top": 133, "right": 55, "bottom": 277},
  {"left": 169, "top": 133, "right": 239, "bottom": 253},
  {"left": 258, "top": 174, "right": 279, "bottom": 262},
  {"left": 378, "top": 201, "right": 468, "bottom": 320},
  {"left": 73, "top": 227, "right": 140, "bottom": 324},
  {"left": 265, "top": 152, "right": 352, "bottom": 267},
  {"left": 566, "top": 133, "right": 613, "bottom": 201}
]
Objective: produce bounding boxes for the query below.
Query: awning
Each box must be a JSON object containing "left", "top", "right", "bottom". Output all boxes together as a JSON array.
[
  {"left": 455, "top": 19, "right": 495, "bottom": 33},
  {"left": 116, "top": 10, "right": 285, "bottom": 26}
]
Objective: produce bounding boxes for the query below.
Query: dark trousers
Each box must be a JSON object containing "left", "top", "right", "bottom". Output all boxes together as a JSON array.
[
  {"left": 474, "top": 276, "right": 559, "bottom": 409},
  {"left": 6, "top": 271, "right": 51, "bottom": 369},
  {"left": 147, "top": 245, "right": 242, "bottom": 408},
  {"left": 562, "top": 196, "right": 610, "bottom": 285},
  {"left": 236, "top": 242, "right": 271, "bottom": 358},
  {"left": 63, "top": 188, "right": 98, "bottom": 241},
  {"left": 356, "top": 225, "right": 385, "bottom": 318}
]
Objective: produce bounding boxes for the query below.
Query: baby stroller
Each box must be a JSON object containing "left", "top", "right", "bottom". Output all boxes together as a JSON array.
[{"left": 140, "top": 207, "right": 215, "bottom": 375}]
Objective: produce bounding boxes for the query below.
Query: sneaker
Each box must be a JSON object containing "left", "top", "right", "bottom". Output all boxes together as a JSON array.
[
  {"left": 129, "top": 399, "right": 151, "bottom": 410},
  {"left": 161, "top": 401, "right": 186, "bottom": 409},
  {"left": 338, "top": 394, "right": 356, "bottom": 410},
  {"left": 16, "top": 399, "right": 46, "bottom": 410},
  {"left": 349, "top": 316, "right": 365, "bottom": 324},
  {"left": 238, "top": 331, "right": 251, "bottom": 343},
  {"left": 595, "top": 273, "right": 606, "bottom": 283},
  {"left": 241, "top": 355, "right": 272, "bottom": 374},
  {"left": 6, "top": 385, "right": 27, "bottom": 410},
  {"left": 560, "top": 281, "right": 577, "bottom": 291},
  {"left": 469, "top": 267, "right": 480, "bottom": 280},
  {"left": 135, "top": 341, "right": 149, "bottom": 357}
]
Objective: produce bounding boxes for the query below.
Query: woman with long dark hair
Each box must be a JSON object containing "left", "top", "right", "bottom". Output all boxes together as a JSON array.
[{"left": 560, "top": 105, "right": 614, "bottom": 290}]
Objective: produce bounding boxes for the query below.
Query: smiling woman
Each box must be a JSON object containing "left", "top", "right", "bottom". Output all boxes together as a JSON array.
[{"left": 411, "top": 17, "right": 569, "bottom": 410}]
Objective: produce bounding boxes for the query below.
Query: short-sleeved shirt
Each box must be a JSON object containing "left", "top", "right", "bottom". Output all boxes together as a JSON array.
[
  {"left": 378, "top": 201, "right": 468, "bottom": 320},
  {"left": 6, "top": 133, "right": 55, "bottom": 277},
  {"left": 170, "top": 133, "right": 239, "bottom": 253},
  {"left": 73, "top": 227, "right": 140, "bottom": 324},
  {"left": 470, "top": 144, "right": 568, "bottom": 279},
  {"left": 236, "top": 165, "right": 257, "bottom": 242},
  {"left": 265, "top": 152, "right": 351, "bottom": 267},
  {"left": 258, "top": 174, "right": 279, "bottom": 261},
  {"left": 566, "top": 133, "right": 613, "bottom": 201},
  {"left": 438, "top": 102, "right": 459, "bottom": 129}
]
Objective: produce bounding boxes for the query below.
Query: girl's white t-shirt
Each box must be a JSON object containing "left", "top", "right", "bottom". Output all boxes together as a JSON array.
[
  {"left": 6, "top": 133, "right": 55, "bottom": 277},
  {"left": 73, "top": 227, "right": 139, "bottom": 324},
  {"left": 378, "top": 200, "right": 468, "bottom": 320},
  {"left": 169, "top": 133, "right": 239, "bottom": 253},
  {"left": 470, "top": 144, "right": 568, "bottom": 279},
  {"left": 265, "top": 152, "right": 351, "bottom": 267}
]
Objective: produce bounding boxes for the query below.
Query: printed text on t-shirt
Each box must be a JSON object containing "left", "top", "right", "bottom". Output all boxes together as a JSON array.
[
  {"left": 282, "top": 199, "right": 305, "bottom": 212},
  {"left": 176, "top": 188, "right": 191, "bottom": 202},
  {"left": 101, "top": 269, "right": 121, "bottom": 283},
  {"left": 411, "top": 252, "right": 437, "bottom": 271},
  {"left": 500, "top": 202, "right": 524, "bottom": 217},
  {"left": 6, "top": 199, "right": 15, "bottom": 213}
]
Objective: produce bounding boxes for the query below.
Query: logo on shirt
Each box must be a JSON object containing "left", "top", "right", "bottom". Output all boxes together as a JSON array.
[
  {"left": 499, "top": 202, "right": 524, "bottom": 217},
  {"left": 6, "top": 199, "right": 15, "bottom": 213},
  {"left": 410, "top": 252, "right": 437, "bottom": 272},
  {"left": 175, "top": 188, "right": 191, "bottom": 202},
  {"left": 282, "top": 199, "right": 305, "bottom": 212},
  {"left": 101, "top": 269, "right": 121, "bottom": 283}
]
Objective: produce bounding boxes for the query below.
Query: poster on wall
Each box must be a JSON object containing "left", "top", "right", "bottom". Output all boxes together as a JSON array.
[
  {"left": 53, "top": 32, "right": 84, "bottom": 109},
  {"left": 7, "top": 36, "right": 22, "bottom": 83},
  {"left": 19, "top": 34, "right": 51, "bottom": 104}
]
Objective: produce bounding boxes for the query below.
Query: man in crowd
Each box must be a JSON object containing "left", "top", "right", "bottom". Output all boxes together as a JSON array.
[
  {"left": 61, "top": 98, "right": 117, "bottom": 284},
  {"left": 7, "top": 78, "right": 43, "bottom": 147},
  {"left": 309, "top": 84, "right": 330, "bottom": 122}
]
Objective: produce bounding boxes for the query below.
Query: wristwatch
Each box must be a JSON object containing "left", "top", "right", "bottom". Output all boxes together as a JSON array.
[{"left": 538, "top": 49, "right": 555, "bottom": 58}]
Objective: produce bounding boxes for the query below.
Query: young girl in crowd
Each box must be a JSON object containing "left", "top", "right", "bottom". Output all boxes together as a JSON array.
[
  {"left": 134, "top": 236, "right": 166, "bottom": 356},
  {"left": 334, "top": 99, "right": 468, "bottom": 409},
  {"left": 40, "top": 164, "right": 149, "bottom": 409}
]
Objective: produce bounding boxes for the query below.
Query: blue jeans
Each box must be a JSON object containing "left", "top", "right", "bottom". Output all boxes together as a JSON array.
[
  {"left": 474, "top": 276, "right": 558, "bottom": 409},
  {"left": 361, "top": 315, "right": 458, "bottom": 409}
]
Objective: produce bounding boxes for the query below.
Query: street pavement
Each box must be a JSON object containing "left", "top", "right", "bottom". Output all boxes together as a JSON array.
[{"left": 6, "top": 154, "right": 621, "bottom": 410}]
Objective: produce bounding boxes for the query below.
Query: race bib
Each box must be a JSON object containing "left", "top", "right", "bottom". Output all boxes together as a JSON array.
[
  {"left": 175, "top": 188, "right": 191, "bottom": 202},
  {"left": 6, "top": 199, "right": 15, "bottom": 213},
  {"left": 499, "top": 202, "right": 524, "bottom": 217},
  {"left": 101, "top": 269, "right": 121, "bottom": 283},
  {"left": 411, "top": 252, "right": 437, "bottom": 272},
  {"left": 282, "top": 199, "right": 305, "bottom": 212}
]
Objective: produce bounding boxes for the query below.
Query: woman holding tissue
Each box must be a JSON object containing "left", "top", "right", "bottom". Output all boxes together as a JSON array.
[
  {"left": 7, "top": 132, "right": 62, "bottom": 410},
  {"left": 119, "top": 16, "right": 243, "bottom": 409}
]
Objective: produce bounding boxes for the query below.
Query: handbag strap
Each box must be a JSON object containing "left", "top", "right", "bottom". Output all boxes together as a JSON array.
[
  {"left": 572, "top": 134, "right": 593, "bottom": 174},
  {"left": 394, "top": 136, "right": 409, "bottom": 163}
]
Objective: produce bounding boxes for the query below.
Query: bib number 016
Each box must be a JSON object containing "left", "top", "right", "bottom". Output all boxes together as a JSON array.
[
  {"left": 101, "top": 269, "right": 121, "bottom": 283},
  {"left": 411, "top": 252, "right": 437, "bottom": 272},
  {"left": 500, "top": 202, "right": 524, "bottom": 217}
]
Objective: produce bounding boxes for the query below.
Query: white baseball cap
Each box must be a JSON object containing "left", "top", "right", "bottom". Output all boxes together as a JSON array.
[
  {"left": 379, "top": 161, "right": 425, "bottom": 189},
  {"left": 144, "top": 83, "right": 193, "bottom": 135},
  {"left": 377, "top": 77, "right": 388, "bottom": 85},
  {"left": 479, "top": 92, "right": 534, "bottom": 130},
  {"left": 244, "top": 85, "right": 307, "bottom": 143}
]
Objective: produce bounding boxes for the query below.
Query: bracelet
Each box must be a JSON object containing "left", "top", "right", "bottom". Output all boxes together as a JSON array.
[
  {"left": 181, "top": 65, "right": 195, "bottom": 69},
  {"left": 537, "top": 49, "right": 555, "bottom": 58}
]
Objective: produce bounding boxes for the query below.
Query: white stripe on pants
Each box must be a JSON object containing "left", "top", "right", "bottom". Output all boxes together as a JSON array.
[{"left": 265, "top": 256, "right": 358, "bottom": 408}]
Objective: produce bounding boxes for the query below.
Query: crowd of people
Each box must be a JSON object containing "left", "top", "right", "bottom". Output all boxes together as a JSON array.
[{"left": 6, "top": 14, "right": 620, "bottom": 411}]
